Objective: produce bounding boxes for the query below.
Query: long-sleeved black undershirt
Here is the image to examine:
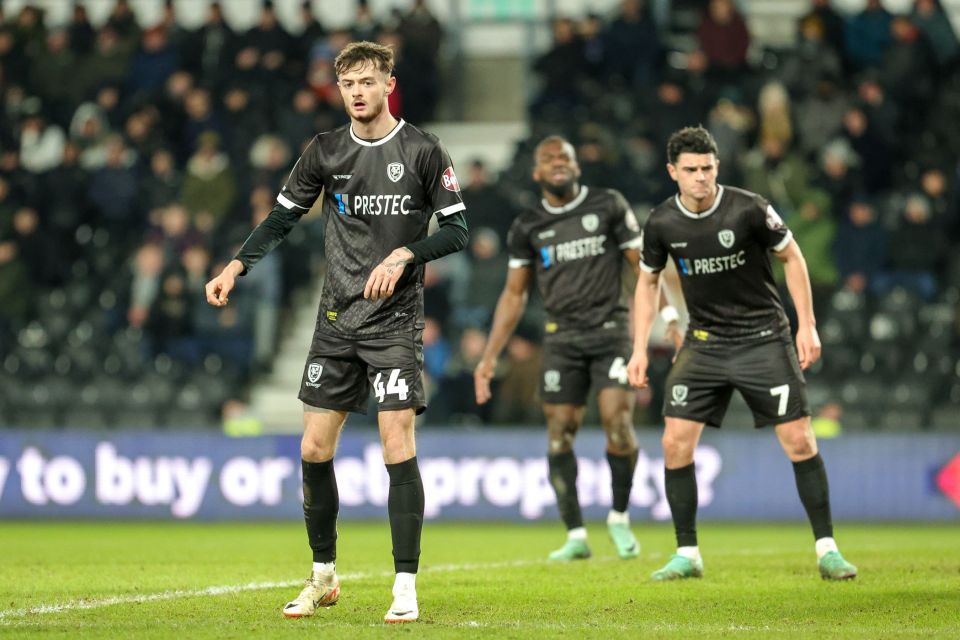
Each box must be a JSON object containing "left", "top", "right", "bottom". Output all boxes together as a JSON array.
[{"left": 233, "top": 204, "right": 469, "bottom": 275}]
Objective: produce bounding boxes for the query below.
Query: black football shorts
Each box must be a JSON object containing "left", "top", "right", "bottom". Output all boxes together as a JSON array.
[
  {"left": 299, "top": 328, "right": 426, "bottom": 415},
  {"left": 540, "top": 323, "right": 633, "bottom": 405},
  {"left": 663, "top": 339, "right": 810, "bottom": 428}
]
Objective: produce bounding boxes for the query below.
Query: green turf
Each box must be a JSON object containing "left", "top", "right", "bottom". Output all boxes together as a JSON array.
[{"left": 1, "top": 521, "right": 958, "bottom": 638}]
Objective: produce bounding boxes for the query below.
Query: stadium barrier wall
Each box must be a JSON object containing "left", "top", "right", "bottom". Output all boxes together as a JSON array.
[{"left": 0, "top": 429, "right": 958, "bottom": 521}]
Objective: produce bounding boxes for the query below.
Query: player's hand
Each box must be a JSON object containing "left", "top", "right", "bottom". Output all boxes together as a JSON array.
[
  {"left": 205, "top": 260, "right": 244, "bottom": 307},
  {"left": 474, "top": 358, "right": 496, "bottom": 405},
  {"left": 795, "top": 324, "right": 822, "bottom": 370},
  {"left": 364, "top": 247, "right": 414, "bottom": 301},
  {"left": 627, "top": 350, "right": 649, "bottom": 388}
]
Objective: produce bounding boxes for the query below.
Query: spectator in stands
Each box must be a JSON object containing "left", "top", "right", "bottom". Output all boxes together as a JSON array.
[
  {"left": 740, "top": 136, "right": 810, "bottom": 216},
  {"left": 142, "top": 148, "right": 181, "bottom": 212},
  {"left": 221, "top": 85, "right": 269, "bottom": 173},
  {"left": 492, "top": 328, "right": 544, "bottom": 425},
  {"left": 460, "top": 160, "right": 512, "bottom": 241},
  {"left": 0, "top": 237, "right": 28, "bottom": 332},
  {"left": 242, "top": 1, "right": 293, "bottom": 94},
  {"left": 148, "top": 204, "right": 204, "bottom": 264},
  {"left": 29, "top": 28, "right": 79, "bottom": 126},
  {"left": 841, "top": 106, "right": 892, "bottom": 195},
  {"left": 183, "top": 2, "right": 235, "bottom": 94},
  {"left": 68, "top": 4, "right": 95, "bottom": 56},
  {"left": 106, "top": 0, "right": 141, "bottom": 54},
  {"left": 874, "top": 194, "right": 945, "bottom": 301},
  {"left": 69, "top": 101, "right": 110, "bottom": 169},
  {"left": 351, "top": 1, "right": 381, "bottom": 43},
  {"left": 277, "top": 88, "right": 321, "bottom": 156},
  {"left": 531, "top": 18, "right": 588, "bottom": 118},
  {"left": 124, "top": 106, "right": 165, "bottom": 160},
  {"left": 41, "top": 142, "right": 88, "bottom": 238},
  {"left": 781, "top": 189, "right": 838, "bottom": 308},
  {"left": 879, "top": 16, "right": 937, "bottom": 135},
  {"left": 756, "top": 81, "right": 793, "bottom": 150},
  {"left": 248, "top": 134, "right": 291, "bottom": 190},
  {"left": 815, "top": 138, "right": 861, "bottom": 219},
  {"left": 844, "top": 0, "right": 893, "bottom": 72},
  {"left": 147, "top": 266, "right": 197, "bottom": 363},
  {"left": 10, "top": 206, "right": 59, "bottom": 286},
  {"left": 18, "top": 100, "right": 65, "bottom": 174},
  {"left": 603, "top": 0, "right": 661, "bottom": 90},
  {"left": 127, "top": 243, "right": 165, "bottom": 329},
  {"left": 855, "top": 74, "right": 899, "bottom": 151},
  {"left": 798, "top": 0, "right": 846, "bottom": 68},
  {"left": 181, "top": 131, "right": 236, "bottom": 231},
  {"left": 87, "top": 134, "right": 138, "bottom": 238},
  {"left": 126, "top": 26, "right": 178, "bottom": 103},
  {"left": 181, "top": 87, "right": 223, "bottom": 160},
  {"left": 783, "top": 14, "right": 844, "bottom": 99},
  {"left": 911, "top": 0, "right": 959, "bottom": 71},
  {"left": 796, "top": 78, "right": 848, "bottom": 160},
  {"left": 696, "top": 0, "right": 751, "bottom": 81},
  {"left": 76, "top": 27, "right": 130, "bottom": 101},
  {"left": 457, "top": 226, "right": 508, "bottom": 330},
  {"left": 240, "top": 205, "right": 282, "bottom": 374},
  {"left": 297, "top": 1, "right": 327, "bottom": 66},
  {"left": 834, "top": 198, "right": 888, "bottom": 296},
  {"left": 918, "top": 166, "right": 955, "bottom": 231}
]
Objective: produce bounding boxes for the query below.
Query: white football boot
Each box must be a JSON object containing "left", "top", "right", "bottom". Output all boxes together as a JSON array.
[
  {"left": 282, "top": 572, "right": 340, "bottom": 618},
  {"left": 383, "top": 573, "right": 418, "bottom": 623}
]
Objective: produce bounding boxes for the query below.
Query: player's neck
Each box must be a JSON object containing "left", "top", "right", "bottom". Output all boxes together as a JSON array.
[
  {"left": 679, "top": 185, "right": 718, "bottom": 214},
  {"left": 542, "top": 183, "right": 581, "bottom": 208},
  {"left": 350, "top": 109, "right": 399, "bottom": 141}
]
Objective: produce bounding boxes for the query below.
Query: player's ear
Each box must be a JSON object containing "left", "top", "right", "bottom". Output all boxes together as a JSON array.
[
  {"left": 666, "top": 163, "right": 678, "bottom": 181},
  {"left": 385, "top": 75, "right": 396, "bottom": 95}
]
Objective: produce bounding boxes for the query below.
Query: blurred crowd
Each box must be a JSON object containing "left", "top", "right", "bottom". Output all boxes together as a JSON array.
[
  {"left": 0, "top": 0, "right": 444, "bottom": 427},
  {"left": 1, "top": 0, "right": 958, "bottom": 430}
]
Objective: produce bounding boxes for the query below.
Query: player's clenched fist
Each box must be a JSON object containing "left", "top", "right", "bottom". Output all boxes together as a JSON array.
[
  {"left": 205, "top": 259, "right": 244, "bottom": 307},
  {"left": 626, "top": 351, "right": 649, "bottom": 389}
]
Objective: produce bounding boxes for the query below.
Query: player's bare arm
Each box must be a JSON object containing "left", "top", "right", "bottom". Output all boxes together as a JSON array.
[
  {"left": 205, "top": 259, "right": 245, "bottom": 307},
  {"left": 474, "top": 266, "right": 532, "bottom": 405},
  {"left": 775, "top": 238, "right": 821, "bottom": 370},
  {"left": 363, "top": 247, "right": 414, "bottom": 301},
  {"left": 627, "top": 269, "right": 660, "bottom": 388}
]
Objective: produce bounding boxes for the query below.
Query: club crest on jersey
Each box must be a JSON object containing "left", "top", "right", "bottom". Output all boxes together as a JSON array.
[
  {"left": 581, "top": 214, "right": 599, "bottom": 232},
  {"left": 544, "top": 370, "right": 562, "bottom": 392},
  {"left": 718, "top": 229, "right": 735, "bottom": 249},
  {"left": 670, "top": 384, "right": 689, "bottom": 406},
  {"left": 441, "top": 166, "right": 460, "bottom": 192},
  {"left": 387, "top": 162, "right": 404, "bottom": 183},
  {"left": 307, "top": 363, "right": 323, "bottom": 385}
]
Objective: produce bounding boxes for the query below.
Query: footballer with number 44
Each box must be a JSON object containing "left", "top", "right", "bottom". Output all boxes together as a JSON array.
[{"left": 205, "top": 41, "right": 468, "bottom": 623}]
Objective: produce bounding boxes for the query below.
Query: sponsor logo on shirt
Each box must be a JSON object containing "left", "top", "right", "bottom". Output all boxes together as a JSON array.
[
  {"left": 539, "top": 235, "right": 607, "bottom": 269},
  {"left": 333, "top": 174, "right": 353, "bottom": 180},
  {"left": 670, "top": 242, "right": 688, "bottom": 248},
  {"left": 677, "top": 251, "right": 746, "bottom": 276},
  {"left": 765, "top": 205, "right": 785, "bottom": 230},
  {"left": 441, "top": 166, "right": 460, "bottom": 192},
  {"left": 537, "top": 230, "right": 557, "bottom": 240},
  {"left": 334, "top": 193, "right": 413, "bottom": 216}
]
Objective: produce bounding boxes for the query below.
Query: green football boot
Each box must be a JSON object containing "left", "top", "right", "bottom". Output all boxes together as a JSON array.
[
  {"left": 547, "top": 538, "right": 591, "bottom": 561},
  {"left": 607, "top": 523, "right": 640, "bottom": 559},
  {"left": 651, "top": 554, "right": 704, "bottom": 581},
  {"left": 818, "top": 551, "right": 857, "bottom": 580}
]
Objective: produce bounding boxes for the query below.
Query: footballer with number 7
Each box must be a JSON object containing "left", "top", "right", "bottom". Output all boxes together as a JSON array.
[
  {"left": 205, "top": 41, "right": 468, "bottom": 622},
  {"left": 627, "top": 126, "right": 857, "bottom": 581}
]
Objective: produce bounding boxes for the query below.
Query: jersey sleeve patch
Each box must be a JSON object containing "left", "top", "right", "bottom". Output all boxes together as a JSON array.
[
  {"left": 765, "top": 204, "right": 785, "bottom": 230},
  {"left": 441, "top": 166, "right": 460, "bottom": 192}
]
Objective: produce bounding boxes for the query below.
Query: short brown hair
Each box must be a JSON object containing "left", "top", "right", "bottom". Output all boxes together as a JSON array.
[
  {"left": 334, "top": 41, "right": 394, "bottom": 78},
  {"left": 666, "top": 126, "right": 719, "bottom": 164}
]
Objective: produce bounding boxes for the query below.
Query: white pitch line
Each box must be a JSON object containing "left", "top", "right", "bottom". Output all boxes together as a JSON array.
[{"left": 0, "top": 558, "right": 543, "bottom": 622}]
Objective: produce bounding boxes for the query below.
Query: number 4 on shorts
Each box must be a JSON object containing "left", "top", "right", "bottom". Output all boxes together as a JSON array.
[
  {"left": 374, "top": 369, "right": 409, "bottom": 402},
  {"left": 608, "top": 357, "right": 628, "bottom": 384}
]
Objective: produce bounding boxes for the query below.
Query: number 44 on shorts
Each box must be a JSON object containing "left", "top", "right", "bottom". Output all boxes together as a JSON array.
[{"left": 374, "top": 369, "right": 409, "bottom": 402}]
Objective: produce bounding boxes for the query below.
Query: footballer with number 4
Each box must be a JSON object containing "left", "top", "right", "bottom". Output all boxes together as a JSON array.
[
  {"left": 474, "top": 136, "right": 681, "bottom": 562},
  {"left": 205, "top": 42, "right": 468, "bottom": 622},
  {"left": 627, "top": 126, "right": 857, "bottom": 581}
]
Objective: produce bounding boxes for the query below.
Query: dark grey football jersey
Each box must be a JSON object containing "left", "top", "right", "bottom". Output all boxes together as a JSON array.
[
  {"left": 641, "top": 185, "right": 793, "bottom": 345},
  {"left": 278, "top": 119, "right": 465, "bottom": 337},
  {"left": 507, "top": 187, "right": 642, "bottom": 331}
]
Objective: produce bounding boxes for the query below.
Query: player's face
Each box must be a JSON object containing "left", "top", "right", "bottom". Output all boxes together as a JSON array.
[
  {"left": 532, "top": 140, "right": 581, "bottom": 196},
  {"left": 668, "top": 152, "right": 719, "bottom": 202},
  {"left": 337, "top": 62, "right": 395, "bottom": 124}
]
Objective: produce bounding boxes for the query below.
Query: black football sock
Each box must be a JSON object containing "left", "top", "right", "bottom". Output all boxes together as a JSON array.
[
  {"left": 302, "top": 459, "right": 339, "bottom": 564},
  {"left": 607, "top": 449, "right": 638, "bottom": 514},
  {"left": 386, "top": 456, "right": 424, "bottom": 574},
  {"left": 792, "top": 453, "right": 834, "bottom": 540},
  {"left": 548, "top": 451, "right": 584, "bottom": 530},
  {"left": 665, "top": 463, "right": 698, "bottom": 547}
]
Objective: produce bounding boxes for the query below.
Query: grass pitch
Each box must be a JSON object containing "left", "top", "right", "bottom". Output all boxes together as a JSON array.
[{"left": 1, "top": 521, "right": 958, "bottom": 638}]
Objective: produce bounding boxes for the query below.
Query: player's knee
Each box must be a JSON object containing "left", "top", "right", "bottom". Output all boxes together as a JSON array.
[
  {"left": 301, "top": 438, "right": 334, "bottom": 462},
  {"left": 604, "top": 422, "right": 637, "bottom": 454},
  {"left": 782, "top": 429, "right": 816, "bottom": 458},
  {"left": 661, "top": 431, "right": 694, "bottom": 464}
]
